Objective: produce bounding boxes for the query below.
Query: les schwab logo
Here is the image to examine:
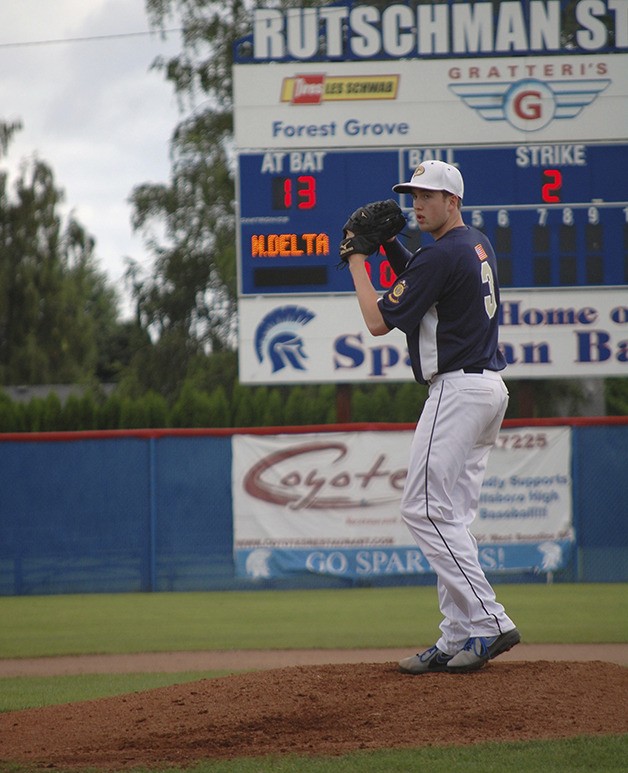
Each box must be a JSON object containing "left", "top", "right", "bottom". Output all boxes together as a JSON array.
[{"left": 281, "top": 73, "right": 399, "bottom": 104}]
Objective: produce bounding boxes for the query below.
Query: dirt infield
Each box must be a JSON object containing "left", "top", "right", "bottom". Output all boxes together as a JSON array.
[
  {"left": 0, "top": 647, "right": 626, "bottom": 769},
  {"left": 0, "top": 643, "right": 627, "bottom": 676}
]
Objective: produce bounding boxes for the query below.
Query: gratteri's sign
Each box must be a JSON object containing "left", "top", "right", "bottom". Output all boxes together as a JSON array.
[{"left": 235, "top": 1, "right": 627, "bottom": 63}]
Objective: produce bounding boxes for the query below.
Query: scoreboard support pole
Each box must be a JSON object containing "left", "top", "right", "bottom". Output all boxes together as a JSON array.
[
  {"left": 336, "top": 383, "right": 352, "bottom": 423},
  {"left": 518, "top": 381, "right": 536, "bottom": 419}
]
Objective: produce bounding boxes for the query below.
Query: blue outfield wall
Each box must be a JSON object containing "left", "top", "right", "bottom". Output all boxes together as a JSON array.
[
  {"left": 571, "top": 423, "right": 628, "bottom": 583},
  {"left": 0, "top": 419, "right": 626, "bottom": 595}
]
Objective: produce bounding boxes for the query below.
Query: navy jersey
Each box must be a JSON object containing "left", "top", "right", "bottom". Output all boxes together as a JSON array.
[{"left": 379, "top": 225, "right": 506, "bottom": 385}]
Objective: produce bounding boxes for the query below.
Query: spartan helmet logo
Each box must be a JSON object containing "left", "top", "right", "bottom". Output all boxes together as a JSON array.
[
  {"left": 538, "top": 541, "right": 563, "bottom": 571},
  {"left": 254, "top": 305, "right": 316, "bottom": 373},
  {"left": 245, "top": 549, "right": 273, "bottom": 578}
]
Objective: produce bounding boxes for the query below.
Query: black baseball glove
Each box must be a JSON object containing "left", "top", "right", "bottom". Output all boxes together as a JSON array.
[{"left": 339, "top": 199, "right": 406, "bottom": 263}]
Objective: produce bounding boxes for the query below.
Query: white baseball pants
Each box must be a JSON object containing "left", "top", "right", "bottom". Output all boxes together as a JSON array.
[{"left": 400, "top": 370, "right": 517, "bottom": 656}]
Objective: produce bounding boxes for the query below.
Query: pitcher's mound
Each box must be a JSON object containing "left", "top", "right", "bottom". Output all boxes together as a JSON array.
[{"left": 1, "top": 660, "right": 626, "bottom": 769}]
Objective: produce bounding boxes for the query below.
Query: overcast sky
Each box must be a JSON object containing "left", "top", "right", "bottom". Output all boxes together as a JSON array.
[{"left": 0, "top": 0, "right": 182, "bottom": 317}]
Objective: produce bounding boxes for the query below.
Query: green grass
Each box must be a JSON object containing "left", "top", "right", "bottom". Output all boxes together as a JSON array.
[
  {"left": 0, "top": 736, "right": 626, "bottom": 773},
  {"left": 176, "top": 736, "right": 627, "bottom": 773},
  {"left": 0, "top": 672, "right": 230, "bottom": 712},
  {"left": 1, "top": 583, "right": 626, "bottom": 658}
]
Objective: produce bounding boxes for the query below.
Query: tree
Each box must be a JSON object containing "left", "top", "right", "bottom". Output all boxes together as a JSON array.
[
  {"left": 170, "top": 381, "right": 214, "bottom": 426},
  {"left": 0, "top": 120, "right": 20, "bottom": 159},
  {"left": 393, "top": 382, "right": 425, "bottom": 423},
  {"left": 0, "top": 124, "right": 127, "bottom": 387},
  {"left": 129, "top": 110, "right": 236, "bottom": 346},
  {"left": 130, "top": 1, "right": 250, "bottom": 357},
  {"left": 605, "top": 379, "right": 628, "bottom": 415},
  {"left": 1, "top": 159, "right": 86, "bottom": 382},
  {"left": 127, "top": 1, "right": 334, "bottom": 394}
]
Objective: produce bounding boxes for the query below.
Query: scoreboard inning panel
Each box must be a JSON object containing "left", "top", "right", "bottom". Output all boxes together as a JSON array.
[{"left": 237, "top": 142, "right": 628, "bottom": 296}]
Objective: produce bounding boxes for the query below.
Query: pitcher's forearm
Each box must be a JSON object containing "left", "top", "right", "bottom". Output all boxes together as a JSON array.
[{"left": 348, "top": 256, "right": 390, "bottom": 336}]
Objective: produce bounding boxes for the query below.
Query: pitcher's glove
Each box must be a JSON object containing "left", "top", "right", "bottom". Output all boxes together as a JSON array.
[{"left": 339, "top": 199, "right": 406, "bottom": 263}]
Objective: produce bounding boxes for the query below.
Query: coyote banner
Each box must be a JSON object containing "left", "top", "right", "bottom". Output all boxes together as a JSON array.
[{"left": 233, "top": 427, "right": 573, "bottom": 580}]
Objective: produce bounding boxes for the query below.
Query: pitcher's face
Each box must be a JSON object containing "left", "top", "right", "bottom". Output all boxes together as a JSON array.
[{"left": 412, "top": 189, "right": 460, "bottom": 239}]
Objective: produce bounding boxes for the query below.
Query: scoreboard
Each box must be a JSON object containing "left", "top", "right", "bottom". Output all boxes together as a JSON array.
[{"left": 237, "top": 142, "right": 628, "bottom": 295}]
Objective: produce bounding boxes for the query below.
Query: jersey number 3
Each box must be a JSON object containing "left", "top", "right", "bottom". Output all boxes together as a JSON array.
[{"left": 482, "top": 262, "right": 497, "bottom": 319}]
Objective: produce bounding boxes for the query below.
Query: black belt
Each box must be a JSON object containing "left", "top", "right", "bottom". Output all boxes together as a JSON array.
[{"left": 463, "top": 367, "right": 484, "bottom": 374}]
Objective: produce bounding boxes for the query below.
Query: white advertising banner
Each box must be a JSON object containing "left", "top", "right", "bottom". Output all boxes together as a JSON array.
[
  {"left": 233, "top": 55, "right": 627, "bottom": 149},
  {"left": 499, "top": 287, "right": 628, "bottom": 378},
  {"left": 238, "top": 287, "right": 628, "bottom": 383},
  {"left": 238, "top": 293, "right": 410, "bottom": 383},
  {"left": 232, "top": 426, "right": 573, "bottom": 580}
]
